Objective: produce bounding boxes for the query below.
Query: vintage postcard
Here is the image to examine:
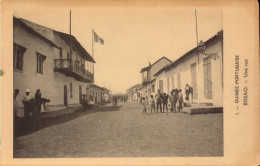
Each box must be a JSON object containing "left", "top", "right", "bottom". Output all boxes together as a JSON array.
[{"left": 1, "top": 0, "right": 259, "bottom": 165}]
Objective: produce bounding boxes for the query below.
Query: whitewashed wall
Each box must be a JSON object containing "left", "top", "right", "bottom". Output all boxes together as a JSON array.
[
  {"left": 155, "top": 37, "right": 223, "bottom": 106},
  {"left": 14, "top": 22, "right": 87, "bottom": 115}
]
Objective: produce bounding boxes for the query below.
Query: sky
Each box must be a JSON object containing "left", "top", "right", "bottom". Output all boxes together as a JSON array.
[{"left": 14, "top": 7, "right": 222, "bottom": 94}]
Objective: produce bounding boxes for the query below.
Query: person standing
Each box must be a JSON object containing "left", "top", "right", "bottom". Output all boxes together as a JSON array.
[
  {"left": 162, "top": 93, "right": 169, "bottom": 113},
  {"left": 34, "top": 89, "right": 42, "bottom": 115},
  {"left": 185, "top": 84, "right": 191, "bottom": 101},
  {"left": 14, "top": 89, "right": 20, "bottom": 118},
  {"left": 14, "top": 89, "right": 20, "bottom": 132},
  {"left": 22, "top": 89, "right": 33, "bottom": 130},
  {"left": 142, "top": 97, "right": 147, "bottom": 113},
  {"left": 90, "top": 95, "right": 95, "bottom": 109},
  {"left": 169, "top": 90, "right": 174, "bottom": 112},
  {"left": 149, "top": 95, "right": 155, "bottom": 113},
  {"left": 170, "top": 89, "right": 178, "bottom": 113},
  {"left": 155, "top": 90, "right": 162, "bottom": 113},
  {"left": 22, "top": 89, "right": 32, "bottom": 118},
  {"left": 177, "top": 89, "right": 183, "bottom": 112}
]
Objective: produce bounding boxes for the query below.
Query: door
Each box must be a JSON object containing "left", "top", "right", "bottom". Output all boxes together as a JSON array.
[
  {"left": 64, "top": 85, "right": 67, "bottom": 106},
  {"left": 79, "top": 86, "right": 82, "bottom": 103},
  {"left": 191, "top": 63, "right": 198, "bottom": 99}
]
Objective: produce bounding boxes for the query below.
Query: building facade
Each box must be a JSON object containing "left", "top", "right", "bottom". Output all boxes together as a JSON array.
[
  {"left": 140, "top": 57, "right": 171, "bottom": 97},
  {"left": 86, "top": 84, "right": 109, "bottom": 103},
  {"left": 154, "top": 31, "right": 223, "bottom": 106},
  {"left": 13, "top": 17, "right": 95, "bottom": 115},
  {"left": 126, "top": 84, "right": 143, "bottom": 101}
]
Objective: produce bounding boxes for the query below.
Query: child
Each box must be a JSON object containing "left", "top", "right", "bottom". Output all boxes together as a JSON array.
[
  {"left": 150, "top": 95, "right": 155, "bottom": 113},
  {"left": 142, "top": 97, "right": 147, "bottom": 113}
]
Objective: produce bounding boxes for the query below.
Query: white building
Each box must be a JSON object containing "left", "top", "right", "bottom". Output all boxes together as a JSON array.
[
  {"left": 140, "top": 57, "right": 172, "bottom": 97},
  {"left": 154, "top": 31, "right": 223, "bottom": 106},
  {"left": 13, "top": 17, "right": 95, "bottom": 115}
]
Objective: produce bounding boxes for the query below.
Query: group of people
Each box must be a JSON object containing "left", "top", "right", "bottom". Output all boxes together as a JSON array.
[
  {"left": 112, "top": 95, "right": 128, "bottom": 106},
  {"left": 141, "top": 84, "right": 193, "bottom": 114},
  {"left": 14, "top": 88, "right": 50, "bottom": 119},
  {"left": 81, "top": 95, "right": 95, "bottom": 111}
]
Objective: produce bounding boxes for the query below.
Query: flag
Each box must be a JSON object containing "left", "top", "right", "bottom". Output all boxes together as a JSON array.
[{"left": 93, "top": 30, "right": 104, "bottom": 45}]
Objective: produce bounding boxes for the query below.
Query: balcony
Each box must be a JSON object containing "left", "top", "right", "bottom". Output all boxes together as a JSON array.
[{"left": 54, "top": 59, "right": 94, "bottom": 83}]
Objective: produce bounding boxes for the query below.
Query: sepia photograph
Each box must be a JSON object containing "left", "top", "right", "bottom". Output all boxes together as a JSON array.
[
  {"left": 1, "top": 0, "right": 259, "bottom": 165},
  {"left": 12, "top": 8, "right": 223, "bottom": 158}
]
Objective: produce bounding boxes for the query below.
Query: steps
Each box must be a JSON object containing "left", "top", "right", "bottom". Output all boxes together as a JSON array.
[{"left": 181, "top": 102, "right": 223, "bottom": 115}]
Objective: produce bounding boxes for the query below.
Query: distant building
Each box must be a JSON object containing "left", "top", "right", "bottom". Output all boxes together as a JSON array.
[
  {"left": 126, "top": 84, "right": 143, "bottom": 101},
  {"left": 86, "top": 84, "right": 109, "bottom": 103},
  {"left": 140, "top": 57, "right": 171, "bottom": 97},
  {"left": 154, "top": 30, "right": 223, "bottom": 106},
  {"left": 13, "top": 17, "right": 95, "bottom": 115}
]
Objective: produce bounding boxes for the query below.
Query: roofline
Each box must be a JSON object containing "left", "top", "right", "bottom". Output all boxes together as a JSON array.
[
  {"left": 88, "top": 84, "right": 106, "bottom": 90},
  {"left": 54, "top": 31, "right": 96, "bottom": 63},
  {"left": 154, "top": 30, "right": 223, "bottom": 76},
  {"left": 140, "top": 56, "right": 172, "bottom": 73},
  {"left": 14, "top": 17, "right": 59, "bottom": 49},
  {"left": 17, "top": 17, "right": 95, "bottom": 63}
]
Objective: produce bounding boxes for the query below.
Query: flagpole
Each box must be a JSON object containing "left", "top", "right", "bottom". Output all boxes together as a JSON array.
[
  {"left": 92, "top": 29, "right": 94, "bottom": 79},
  {"left": 195, "top": 9, "right": 199, "bottom": 66},
  {"left": 70, "top": 10, "right": 72, "bottom": 69}
]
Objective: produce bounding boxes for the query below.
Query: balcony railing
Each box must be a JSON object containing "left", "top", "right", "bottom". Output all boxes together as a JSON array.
[{"left": 54, "top": 59, "right": 94, "bottom": 82}]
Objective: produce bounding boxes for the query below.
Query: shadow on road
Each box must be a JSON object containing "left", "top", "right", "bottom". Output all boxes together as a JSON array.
[{"left": 14, "top": 105, "right": 122, "bottom": 138}]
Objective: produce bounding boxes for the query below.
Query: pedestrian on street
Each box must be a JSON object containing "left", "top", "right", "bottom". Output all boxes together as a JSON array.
[
  {"left": 14, "top": 89, "right": 20, "bottom": 118},
  {"left": 142, "top": 97, "right": 147, "bottom": 113},
  {"left": 177, "top": 89, "right": 183, "bottom": 112},
  {"left": 14, "top": 89, "right": 20, "bottom": 130},
  {"left": 34, "top": 89, "right": 42, "bottom": 115},
  {"left": 149, "top": 95, "right": 155, "bottom": 113},
  {"left": 162, "top": 93, "right": 169, "bottom": 113},
  {"left": 155, "top": 90, "right": 162, "bottom": 113},
  {"left": 81, "top": 95, "right": 88, "bottom": 112},
  {"left": 22, "top": 89, "right": 32, "bottom": 118},
  {"left": 169, "top": 89, "right": 177, "bottom": 113},
  {"left": 89, "top": 95, "right": 94, "bottom": 109}
]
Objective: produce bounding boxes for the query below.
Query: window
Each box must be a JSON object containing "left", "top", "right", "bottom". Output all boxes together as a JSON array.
[
  {"left": 151, "top": 84, "right": 155, "bottom": 93},
  {"left": 67, "top": 52, "right": 70, "bottom": 59},
  {"left": 203, "top": 57, "right": 212, "bottom": 99},
  {"left": 59, "top": 48, "right": 63, "bottom": 59},
  {"left": 70, "top": 83, "right": 73, "bottom": 98},
  {"left": 13, "top": 44, "right": 26, "bottom": 71},
  {"left": 36, "top": 52, "right": 46, "bottom": 74},
  {"left": 81, "top": 57, "right": 84, "bottom": 65}
]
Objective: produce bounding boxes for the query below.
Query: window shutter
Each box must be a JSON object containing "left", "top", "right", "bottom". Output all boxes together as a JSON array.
[
  {"left": 203, "top": 58, "right": 208, "bottom": 99},
  {"left": 207, "top": 58, "right": 212, "bottom": 99}
]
